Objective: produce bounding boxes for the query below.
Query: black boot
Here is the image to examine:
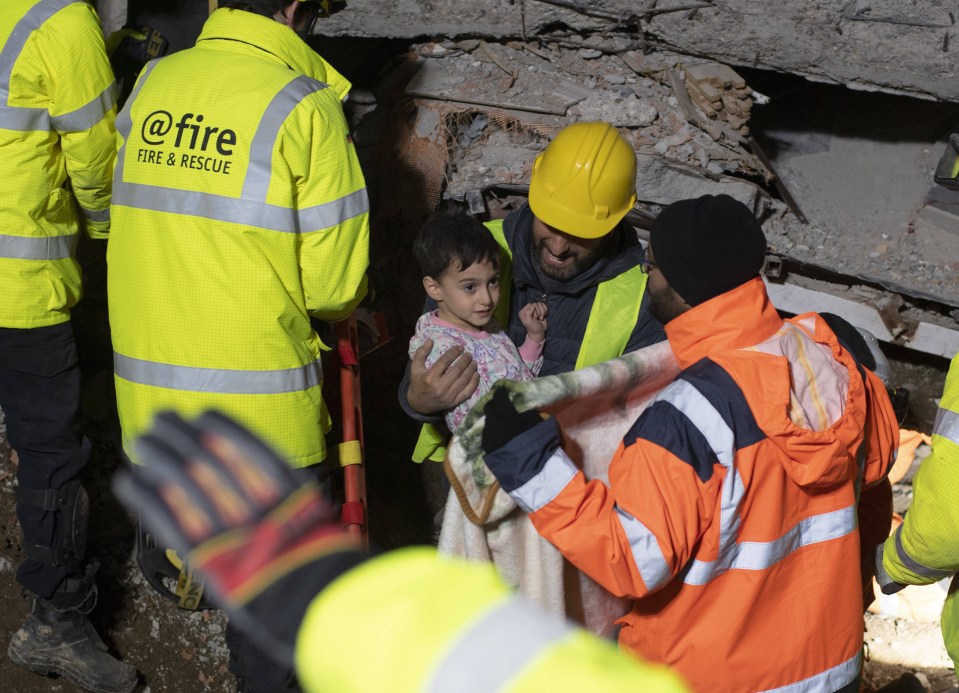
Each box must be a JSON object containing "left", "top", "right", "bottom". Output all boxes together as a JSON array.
[{"left": 8, "top": 580, "right": 138, "bottom": 693}]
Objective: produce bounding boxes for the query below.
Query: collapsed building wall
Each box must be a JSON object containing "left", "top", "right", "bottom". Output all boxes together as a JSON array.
[
  {"left": 91, "top": 0, "right": 959, "bottom": 356},
  {"left": 321, "top": 0, "right": 959, "bottom": 102}
]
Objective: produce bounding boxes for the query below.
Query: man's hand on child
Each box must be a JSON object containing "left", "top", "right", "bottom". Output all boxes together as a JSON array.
[
  {"left": 519, "top": 302, "right": 548, "bottom": 343},
  {"left": 408, "top": 338, "right": 480, "bottom": 414}
]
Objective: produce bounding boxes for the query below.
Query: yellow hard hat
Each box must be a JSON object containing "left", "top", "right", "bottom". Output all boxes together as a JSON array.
[{"left": 528, "top": 122, "right": 638, "bottom": 239}]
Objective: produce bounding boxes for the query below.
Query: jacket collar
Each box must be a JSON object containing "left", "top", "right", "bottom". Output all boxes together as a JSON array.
[
  {"left": 665, "top": 277, "right": 782, "bottom": 369},
  {"left": 197, "top": 9, "right": 352, "bottom": 100},
  {"left": 503, "top": 203, "right": 644, "bottom": 296}
]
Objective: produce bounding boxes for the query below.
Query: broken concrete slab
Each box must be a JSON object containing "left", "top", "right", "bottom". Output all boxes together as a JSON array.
[{"left": 320, "top": 0, "right": 959, "bottom": 103}]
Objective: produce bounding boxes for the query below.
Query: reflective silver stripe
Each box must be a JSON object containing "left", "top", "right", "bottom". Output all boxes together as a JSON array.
[
  {"left": 113, "top": 181, "right": 299, "bottom": 232},
  {"left": 0, "top": 106, "right": 49, "bottom": 131},
  {"left": 893, "top": 524, "right": 956, "bottom": 580},
  {"left": 298, "top": 187, "right": 369, "bottom": 233},
  {"left": 114, "top": 352, "right": 321, "bottom": 394},
  {"left": 242, "top": 75, "right": 328, "bottom": 201},
  {"left": 933, "top": 406, "right": 959, "bottom": 445},
  {"left": 114, "top": 60, "right": 160, "bottom": 184},
  {"left": 684, "top": 506, "right": 857, "bottom": 585},
  {"left": 427, "top": 597, "right": 573, "bottom": 693},
  {"left": 758, "top": 652, "right": 860, "bottom": 693},
  {"left": 615, "top": 504, "right": 671, "bottom": 590},
  {"left": 50, "top": 83, "right": 116, "bottom": 133},
  {"left": 510, "top": 448, "right": 578, "bottom": 514},
  {"left": 659, "top": 380, "right": 735, "bottom": 468},
  {"left": 0, "top": 232, "right": 75, "bottom": 260},
  {"left": 114, "top": 170, "right": 367, "bottom": 235},
  {"left": 659, "top": 380, "right": 857, "bottom": 586},
  {"left": 0, "top": 0, "right": 95, "bottom": 133},
  {"left": 658, "top": 381, "right": 745, "bottom": 585},
  {"left": 80, "top": 206, "right": 110, "bottom": 223}
]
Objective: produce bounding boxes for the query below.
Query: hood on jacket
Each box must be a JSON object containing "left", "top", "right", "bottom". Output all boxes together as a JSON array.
[{"left": 667, "top": 279, "right": 866, "bottom": 489}]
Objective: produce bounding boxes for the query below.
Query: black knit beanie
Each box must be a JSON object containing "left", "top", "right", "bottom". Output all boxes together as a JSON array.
[{"left": 649, "top": 194, "right": 767, "bottom": 307}]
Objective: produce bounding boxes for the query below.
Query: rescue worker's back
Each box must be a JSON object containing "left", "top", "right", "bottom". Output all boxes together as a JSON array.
[{"left": 108, "top": 8, "right": 370, "bottom": 467}]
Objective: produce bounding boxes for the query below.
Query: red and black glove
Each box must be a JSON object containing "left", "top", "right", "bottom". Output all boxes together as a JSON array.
[{"left": 113, "top": 411, "right": 366, "bottom": 666}]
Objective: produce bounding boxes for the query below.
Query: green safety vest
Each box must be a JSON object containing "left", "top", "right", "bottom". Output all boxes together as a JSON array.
[{"left": 412, "top": 219, "right": 648, "bottom": 463}]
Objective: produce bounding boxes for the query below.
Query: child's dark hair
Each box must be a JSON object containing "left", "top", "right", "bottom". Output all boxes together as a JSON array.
[{"left": 413, "top": 211, "right": 501, "bottom": 279}]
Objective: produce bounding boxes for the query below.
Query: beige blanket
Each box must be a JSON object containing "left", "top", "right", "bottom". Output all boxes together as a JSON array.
[{"left": 438, "top": 341, "right": 680, "bottom": 635}]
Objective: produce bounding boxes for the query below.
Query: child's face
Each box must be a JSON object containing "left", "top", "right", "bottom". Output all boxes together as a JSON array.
[{"left": 424, "top": 258, "right": 501, "bottom": 332}]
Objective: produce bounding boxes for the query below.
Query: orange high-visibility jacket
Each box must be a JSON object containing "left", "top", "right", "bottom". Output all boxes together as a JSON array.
[{"left": 516, "top": 278, "right": 898, "bottom": 692}]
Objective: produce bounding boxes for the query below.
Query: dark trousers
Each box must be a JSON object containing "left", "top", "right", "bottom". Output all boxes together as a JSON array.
[{"left": 0, "top": 322, "right": 89, "bottom": 598}]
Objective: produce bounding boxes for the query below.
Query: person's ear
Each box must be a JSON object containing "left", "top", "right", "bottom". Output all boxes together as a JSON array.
[
  {"left": 274, "top": 0, "right": 299, "bottom": 27},
  {"left": 423, "top": 276, "right": 443, "bottom": 302}
]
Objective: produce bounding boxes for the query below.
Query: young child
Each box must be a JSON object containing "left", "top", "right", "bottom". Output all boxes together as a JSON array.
[{"left": 409, "top": 210, "right": 547, "bottom": 433}]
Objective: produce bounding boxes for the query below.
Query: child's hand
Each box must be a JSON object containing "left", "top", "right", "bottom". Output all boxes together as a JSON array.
[{"left": 519, "top": 302, "right": 548, "bottom": 343}]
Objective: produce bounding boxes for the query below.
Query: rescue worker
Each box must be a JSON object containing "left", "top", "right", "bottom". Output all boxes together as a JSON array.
[
  {"left": 107, "top": 1, "right": 368, "bottom": 690},
  {"left": 0, "top": 2, "right": 138, "bottom": 691},
  {"left": 402, "top": 121, "right": 665, "bottom": 463},
  {"left": 479, "top": 194, "right": 899, "bottom": 693},
  {"left": 114, "top": 409, "right": 693, "bottom": 693},
  {"left": 876, "top": 351, "right": 959, "bottom": 673}
]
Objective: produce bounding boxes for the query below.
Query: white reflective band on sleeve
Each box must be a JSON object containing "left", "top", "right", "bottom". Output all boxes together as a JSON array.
[
  {"left": 114, "top": 352, "right": 322, "bottom": 394},
  {"left": 684, "top": 505, "right": 857, "bottom": 585},
  {"left": 50, "top": 83, "right": 116, "bottom": 133},
  {"left": 509, "top": 448, "right": 579, "bottom": 514},
  {"left": 0, "top": 232, "right": 75, "bottom": 260},
  {"left": 893, "top": 524, "right": 956, "bottom": 580},
  {"left": 615, "top": 504, "right": 671, "bottom": 591},
  {"left": 0, "top": 0, "right": 94, "bottom": 133},
  {"left": 933, "top": 406, "right": 959, "bottom": 446},
  {"left": 242, "top": 75, "right": 328, "bottom": 201},
  {"left": 80, "top": 206, "right": 110, "bottom": 223},
  {"left": 427, "top": 597, "right": 573, "bottom": 693},
  {"left": 758, "top": 651, "right": 860, "bottom": 693},
  {"left": 297, "top": 188, "right": 369, "bottom": 232}
]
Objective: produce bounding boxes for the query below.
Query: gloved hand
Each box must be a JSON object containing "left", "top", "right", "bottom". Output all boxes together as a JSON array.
[
  {"left": 481, "top": 386, "right": 545, "bottom": 454},
  {"left": 113, "top": 411, "right": 366, "bottom": 666},
  {"left": 480, "top": 386, "right": 562, "bottom": 495}
]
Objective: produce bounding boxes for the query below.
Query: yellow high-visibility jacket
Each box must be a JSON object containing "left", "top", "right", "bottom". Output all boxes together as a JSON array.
[
  {"left": 108, "top": 8, "right": 369, "bottom": 467},
  {"left": 296, "top": 548, "right": 691, "bottom": 693},
  {"left": 882, "top": 353, "right": 959, "bottom": 670},
  {"left": 0, "top": 0, "right": 117, "bottom": 328}
]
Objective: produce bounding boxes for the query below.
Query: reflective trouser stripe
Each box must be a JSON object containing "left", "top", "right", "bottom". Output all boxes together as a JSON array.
[
  {"left": 0, "top": 232, "right": 75, "bottom": 260},
  {"left": 427, "top": 597, "right": 573, "bottom": 693},
  {"left": 0, "top": 1, "right": 115, "bottom": 133},
  {"left": 114, "top": 352, "right": 321, "bottom": 394},
  {"left": 758, "top": 652, "right": 860, "bottom": 693},
  {"left": 893, "top": 524, "right": 956, "bottom": 580},
  {"left": 934, "top": 406, "right": 959, "bottom": 445}
]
